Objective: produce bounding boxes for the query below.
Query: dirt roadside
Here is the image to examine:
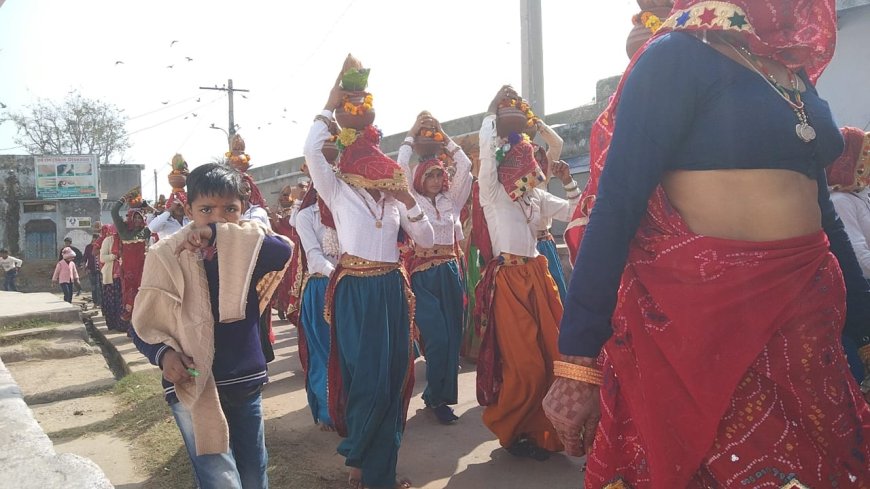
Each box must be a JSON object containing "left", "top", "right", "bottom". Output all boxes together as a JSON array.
[{"left": 14, "top": 306, "right": 587, "bottom": 489}]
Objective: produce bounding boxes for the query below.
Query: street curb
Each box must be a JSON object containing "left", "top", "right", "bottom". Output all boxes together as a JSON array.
[{"left": 83, "top": 317, "right": 130, "bottom": 379}]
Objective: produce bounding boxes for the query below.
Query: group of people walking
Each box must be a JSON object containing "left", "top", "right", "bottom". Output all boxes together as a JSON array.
[{"left": 101, "top": 1, "right": 870, "bottom": 488}]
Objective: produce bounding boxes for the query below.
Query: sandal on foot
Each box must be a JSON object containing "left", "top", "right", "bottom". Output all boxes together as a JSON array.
[
  {"left": 432, "top": 404, "right": 459, "bottom": 424},
  {"left": 507, "top": 438, "right": 550, "bottom": 461}
]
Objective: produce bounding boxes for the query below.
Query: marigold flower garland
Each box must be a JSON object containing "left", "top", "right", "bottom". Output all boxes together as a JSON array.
[
  {"left": 418, "top": 128, "right": 445, "bottom": 142},
  {"left": 342, "top": 93, "right": 374, "bottom": 116},
  {"left": 498, "top": 98, "right": 540, "bottom": 128},
  {"left": 641, "top": 11, "right": 662, "bottom": 33}
]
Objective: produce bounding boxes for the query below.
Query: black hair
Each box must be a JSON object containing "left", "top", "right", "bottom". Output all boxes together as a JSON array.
[
  {"left": 64, "top": 237, "right": 72, "bottom": 242},
  {"left": 0, "top": 249, "right": 7, "bottom": 254},
  {"left": 186, "top": 163, "right": 244, "bottom": 204}
]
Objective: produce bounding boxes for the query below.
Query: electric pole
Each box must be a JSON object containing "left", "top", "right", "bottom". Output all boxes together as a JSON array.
[
  {"left": 520, "top": 0, "right": 545, "bottom": 117},
  {"left": 199, "top": 79, "right": 250, "bottom": 145},
  {"left": 153, "top": 169, "right": 158, "bottom": 203}
]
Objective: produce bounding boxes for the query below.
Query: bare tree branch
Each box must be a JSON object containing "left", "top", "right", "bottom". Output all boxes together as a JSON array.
[{"left": 7, "top": 90, "right": 130, "bottom": 164}]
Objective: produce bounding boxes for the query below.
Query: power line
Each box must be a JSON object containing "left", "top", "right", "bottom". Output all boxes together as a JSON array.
[
  {"left": 127, "top": 96, "right": 222, "bottom": 136},
  {"left": 127, "top": 95, "right": 200, "bottom": 120}
]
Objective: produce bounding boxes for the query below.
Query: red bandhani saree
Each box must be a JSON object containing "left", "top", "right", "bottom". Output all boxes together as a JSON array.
[
  {"left": 561, "top": 2, "right": 869, "bottom": 487},
  {"left": 586, "top": 188, "right": 870, "bottom": 488}
]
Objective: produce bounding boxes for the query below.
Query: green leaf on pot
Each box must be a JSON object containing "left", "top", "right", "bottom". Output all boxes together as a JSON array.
[{"left": 341, "top": 68, "right": 370, "bottom": 91}]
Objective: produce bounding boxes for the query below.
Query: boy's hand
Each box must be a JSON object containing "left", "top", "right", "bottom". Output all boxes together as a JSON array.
[
  {"left": 162, "top": 350, "right": 197, "bottom": 384},
  {"left": 175, "top": 225, "right": 214, "bottom": 256}
]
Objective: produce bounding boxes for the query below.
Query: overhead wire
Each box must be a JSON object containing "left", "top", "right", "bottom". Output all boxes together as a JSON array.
[
  {"left": 127, "top": 94, "right": 200, "bottom": 120},
  {"left": 127, "top": 95, "right": 223, "bottom": 136}
]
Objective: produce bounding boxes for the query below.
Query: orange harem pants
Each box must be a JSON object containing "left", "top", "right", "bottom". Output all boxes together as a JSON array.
[{"left": 482, "top": 255, "right": 564, "bottom": 452}]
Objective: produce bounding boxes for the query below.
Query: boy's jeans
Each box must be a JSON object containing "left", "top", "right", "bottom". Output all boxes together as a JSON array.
[
  {"left": 3, "top": 269, "right": 17, "bottom": 291},
  {"left": 170, "top": 389, "right": 268, "bottom": 489}
]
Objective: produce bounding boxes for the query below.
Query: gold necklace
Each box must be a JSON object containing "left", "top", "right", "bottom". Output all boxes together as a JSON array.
[
  {"left": 353, "top": 188, "right": 386, "bottom": 228},
  {"left": 724, "top": 40, "right": 816, "bottom": 143}
]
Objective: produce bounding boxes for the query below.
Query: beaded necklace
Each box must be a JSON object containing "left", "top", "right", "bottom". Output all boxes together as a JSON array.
[{"left": 724, "top": 39, "right": 816, "bottom": 143}]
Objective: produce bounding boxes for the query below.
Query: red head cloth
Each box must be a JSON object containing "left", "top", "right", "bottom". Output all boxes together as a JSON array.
[
  {"left": 240, "top": 173, "right": 267, "bottom": 208},
  {"left": 337, "top": 125, "right": 408, "bottom": 191},
  {"left": 94, "top": 223, "right": 116, "bottom": 251},
  {"left": 565, "top": 0, "right": 839, "bottom": 263},
  {"left": 125, "top": 208, "right": 146, "bottom": 230},
  {"left": 413, "top": 157, "right": 450, "bottom": 195},
  {"left": 166, "top": 190, "right": 188, "bottom": 208},
  {"left": 826, "top": 127, "right": 870, "bottom": 192},
  {"left": 662, "top": 1, "right": 837, "bottom": 83},
  {"left": 497, "top": 135, "right": 545, "bottom": 201}
]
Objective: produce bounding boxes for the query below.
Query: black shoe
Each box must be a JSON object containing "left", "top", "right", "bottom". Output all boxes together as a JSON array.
[
  {"left": 506, "top": 438, "right": 550, "bottom": 461},
  {"left": 432, "top": 404, "right": 459, "bottom": 424}
]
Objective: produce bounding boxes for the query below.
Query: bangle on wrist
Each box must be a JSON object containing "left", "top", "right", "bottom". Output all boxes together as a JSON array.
[
  {"left": 408, "top": 211, "right": 425, "bottom": 223},
  {"left": 859, "top": 344, "right": 870, "bottom": 364},
  {"left": 563, "top": 181, "right": 579, "bottom": 191},
  {"left": 314, "top": 114, "right": 331, "bottom": 126},
  {"left": 553, "top": 360, "right": 603, "bottom": 385}
]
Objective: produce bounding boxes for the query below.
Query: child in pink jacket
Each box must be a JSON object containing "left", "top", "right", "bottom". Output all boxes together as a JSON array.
[{"left": 52, "top": 247, "right": 80, "bottom": 303}]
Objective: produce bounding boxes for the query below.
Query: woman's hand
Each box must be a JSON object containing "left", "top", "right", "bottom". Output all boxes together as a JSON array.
[
  {"left": 542, "top": 356, "right": 602, "bottom": 457},
  {"left": 409, "top": 111, "right": 433, "bottom": 138},
  {"left": 551, "top": 160, "right": 573, "bottom": 185},
  {"left": 384, "top": 189, "right": 417, "bottom": 210},
  {"left": 488, "top": 85, "right": 519, "bottom": 114}
]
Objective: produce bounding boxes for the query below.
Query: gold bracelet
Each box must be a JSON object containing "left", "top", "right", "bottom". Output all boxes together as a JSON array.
[
  {"left": 859, "top": 344, "right": 870, "bottom": 364},
  {"left": 553, "top": 360, "right": 603, "bottom": 385}
]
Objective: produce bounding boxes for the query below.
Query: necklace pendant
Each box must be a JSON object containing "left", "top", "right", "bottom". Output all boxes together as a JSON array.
[
  {"left": 375, "top": 220, "right": 382, "bottom": 229},
  {"left": 796, "top": 122, "right": 816, "bottom": 143}
]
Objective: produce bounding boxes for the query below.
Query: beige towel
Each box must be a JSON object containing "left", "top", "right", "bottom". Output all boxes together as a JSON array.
[{"left": 133, "top": 221, "right": 289, "bottom": 455}]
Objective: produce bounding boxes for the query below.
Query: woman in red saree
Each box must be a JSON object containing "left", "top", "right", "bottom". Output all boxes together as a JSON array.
[
  {"left": 545, "top": 1, "right": 870, "bottom": 487},
  {"left": 111, "top": 198, "right": 150, "bottom": 329}
]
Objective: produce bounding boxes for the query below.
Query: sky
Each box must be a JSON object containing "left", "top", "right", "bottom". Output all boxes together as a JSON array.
[{"left": 0, "top": 0, "right": 638, "bottom": 202}]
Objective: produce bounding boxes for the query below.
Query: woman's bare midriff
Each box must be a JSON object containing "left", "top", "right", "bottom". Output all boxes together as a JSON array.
[{"left": 662, "top": 169, "right": 821, "bottom": 242}]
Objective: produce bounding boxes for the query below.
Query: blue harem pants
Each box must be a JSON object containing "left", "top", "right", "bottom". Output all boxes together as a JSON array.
[
  {"left": 411, "top": 260, "right": 463, "bottom": 407},
  {"left": 334, "top": 270, "right": 411, "bottom": 488},
  {"left": 300, "top": 275, "right": 332, "bottom": 426},
  {"left": 537, "top": 238, "right": 566, "bottom": 303}
]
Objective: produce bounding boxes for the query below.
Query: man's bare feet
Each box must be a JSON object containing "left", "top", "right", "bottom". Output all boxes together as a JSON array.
[{"left": 319, "top": 422, "right": 336, "bottom": 432}]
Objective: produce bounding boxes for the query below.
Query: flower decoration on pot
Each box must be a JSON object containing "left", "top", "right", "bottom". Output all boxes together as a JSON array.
[
  {"left": 496, "top": 97, "right": 540, "bottom": 138},
  {"left": 226, "top": 134, "right": 252, "bottom": 172},
  {"left": 640, "top": 11, "right": 663, "bottom": 33},
  {"left": 168, "top": 153, "right": 189, "bottom": 191},
  {"left": 414, "top": 127, "right": 446, "bottom": 157},
  {"left": 336, "top": 92, "right": 375, "bottom": 130}
]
